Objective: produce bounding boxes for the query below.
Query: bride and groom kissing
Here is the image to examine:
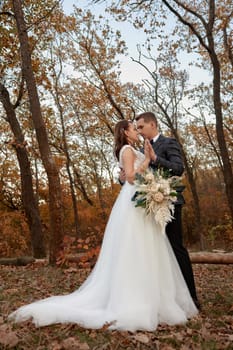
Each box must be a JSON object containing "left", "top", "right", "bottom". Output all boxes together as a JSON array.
[{"left": 9, "top": 112, "right": 200, "bottom": 331}]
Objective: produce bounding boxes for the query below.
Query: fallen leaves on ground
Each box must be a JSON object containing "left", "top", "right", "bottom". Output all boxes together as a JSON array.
[{"left": 1, "top": 262, "right": 233, "bottom": 349}]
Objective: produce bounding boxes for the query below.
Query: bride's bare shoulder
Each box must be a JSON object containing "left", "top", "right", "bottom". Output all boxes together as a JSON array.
[
  {"left": 119, "top": 145, "right": 137, "bottom": 165},
  {"left": 120, "top": 145, "right": 136, "bottom": 157}
]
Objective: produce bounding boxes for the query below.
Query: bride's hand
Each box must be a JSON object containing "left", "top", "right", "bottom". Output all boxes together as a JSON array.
[
  {"left": 144, "top": 139, "right": 151, "bottom": 160},
  {"left": 146, "top": 140, "right": 157, "bottom": 162}
]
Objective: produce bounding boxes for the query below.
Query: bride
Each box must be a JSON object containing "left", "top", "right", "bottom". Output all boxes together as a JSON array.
[{"left": 9, "top": 119, "right": 198, "bottom": 331}]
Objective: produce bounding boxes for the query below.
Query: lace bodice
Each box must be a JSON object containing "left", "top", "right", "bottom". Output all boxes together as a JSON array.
[{"left": 119, "top": 145, "right": 145, "bottom": 170}]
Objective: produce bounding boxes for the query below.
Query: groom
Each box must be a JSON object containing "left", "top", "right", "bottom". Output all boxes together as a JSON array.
[{"left": 135, "top": 112, "right": 200, "bottom": 309}]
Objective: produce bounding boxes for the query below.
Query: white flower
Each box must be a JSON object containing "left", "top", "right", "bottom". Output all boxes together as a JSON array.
[
  {"left": 132, "top": 168, "right": 181, "bottom": 230},
  {"left": 145, "top": 172, "right": 154, "bottom": 182},
  {"left": 151, "top": 183, "right": 160, "bottom": 192},
  {"left": 153, "top": 192, "right": 164, "bottom": 203}
]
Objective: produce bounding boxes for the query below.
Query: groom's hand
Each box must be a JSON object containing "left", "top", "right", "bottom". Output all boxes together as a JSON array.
[
  {"left": 147, "top": 142, "right": 157, "bottom": 162},
  {"left": 119, "top": 168, "right": 126, "bottom": 185}
]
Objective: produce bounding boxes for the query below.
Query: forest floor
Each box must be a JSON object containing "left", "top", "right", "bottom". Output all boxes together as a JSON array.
[{"left": 0, "top": 262, "right": 233, "bottom": 350}]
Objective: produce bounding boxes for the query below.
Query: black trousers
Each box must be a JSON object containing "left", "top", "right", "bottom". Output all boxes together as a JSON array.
[{"left": 166, "top": 205, "right": 198, "bottom": 302}]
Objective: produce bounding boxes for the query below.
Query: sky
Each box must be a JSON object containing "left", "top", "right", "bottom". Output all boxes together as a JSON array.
[{"left": 61, "top": 0, "right": 211, "bottom": 86}]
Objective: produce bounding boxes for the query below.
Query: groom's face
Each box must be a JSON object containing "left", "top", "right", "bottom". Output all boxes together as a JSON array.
[{"left": 136, "top": 118, "right": 158, "bottom": 140}]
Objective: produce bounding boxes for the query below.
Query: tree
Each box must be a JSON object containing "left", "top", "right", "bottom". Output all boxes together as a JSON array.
[
  {"left": 48, "top": 44, "right": 80, "bottom": 236},
  {"left": 0, "top": 83, "right": 46, "bottom": 258},
  {"left": 129, "top": 48, "right": 204, "bottom": 247},
  {"left": 161, "top": 0, "right": 233, "bottom": 224},
  {"left": 106, "top": 0, "right": 233, "bottom": 227},
  {"left": 11, "top": 0, "right": 64, "bottom": 263},
  {"left": 43, "top": 7, "right": 135, "bottom": 218}
]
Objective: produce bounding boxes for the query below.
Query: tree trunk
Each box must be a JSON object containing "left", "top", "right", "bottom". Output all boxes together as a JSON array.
[
  {"left": 73, "top": 166, "right": 94, "bottom": 206},
  {"left": 208, "top": 3, "right": 233, "bottom": 223},
  {"left": 12, "top": 0, "right": 64, "bottom": 264},
  {"left": 52, "top": 72, "right": 80, "bottom": 236},
  {"left": 180, "top": 145, "right": 205, "bottom": 250},
  {"left": 190, "top": 252, "right": 233, "bottom": 264},
  {"left": 1, "top": 252, "right": 233, "bottom": 266},
  {"left": 161, "top": 0, "right": 233, "bottom": 228},
  {"left": 0, "top": 256, "right": 35, "bottom": 266},
  {"left": 210, "top": 52, "right": 233, "bottom": 226},
  {"left": 74, "top": 108, "right": 107, "bottom": 219},
  {"left": 64, "top": 252, "right": 233, "bottom": 265},
  {"left": 0, "top": 83, "right": 46, "bottom": 258}
]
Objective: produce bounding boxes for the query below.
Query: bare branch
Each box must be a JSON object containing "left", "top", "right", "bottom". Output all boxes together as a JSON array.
[
  {"left": 161, "top": 0, "right": 211, "bottom": 53},
  {"left": 0, "top": 11, "right": 15, "bottom": 18},
  {"left": 222, "top": 19, "right": 233, "bottom": 70},
  {"left": 208, "top": 0, "right": 215, "bottom": 31},
  {"left": 173, "top": 0, "right": 208, "bottom": 29},
  {"left": 13, "top": 76, "right": 25, "bottom": 109},
  {"left": 26, "top": 1, "right": 61, "bottom": 31}
]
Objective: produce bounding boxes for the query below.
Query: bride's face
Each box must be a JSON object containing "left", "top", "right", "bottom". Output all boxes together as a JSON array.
[{"left": 124, "top": 123, "right": 139, "bottom": 144}]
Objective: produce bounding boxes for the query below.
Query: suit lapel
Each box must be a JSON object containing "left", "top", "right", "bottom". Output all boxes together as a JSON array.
[{"left": 153, "top": 135, "right": 164, "bottom": 152}]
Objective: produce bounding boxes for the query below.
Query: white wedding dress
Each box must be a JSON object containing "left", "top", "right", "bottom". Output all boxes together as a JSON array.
[{"left": 9, "top": 145, "right": 197, "bottom": 331}]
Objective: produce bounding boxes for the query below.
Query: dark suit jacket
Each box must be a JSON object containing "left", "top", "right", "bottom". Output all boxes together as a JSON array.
[{"left": 149, "top": 135, "right": 185, "bottom": 205}]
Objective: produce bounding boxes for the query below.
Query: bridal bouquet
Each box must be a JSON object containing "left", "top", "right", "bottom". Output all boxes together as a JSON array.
[{"left": 132, "top": 168, "right": 182, "bottom": 229}]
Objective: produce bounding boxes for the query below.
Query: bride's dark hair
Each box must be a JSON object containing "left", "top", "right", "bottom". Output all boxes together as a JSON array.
[{"left": 114, "top": 120, "right": 132, "bottom": 160}]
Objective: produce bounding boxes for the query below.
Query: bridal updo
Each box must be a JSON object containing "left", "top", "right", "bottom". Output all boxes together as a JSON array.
[{"left": 114, "top": 120, "right": 132, "bottom": 161}]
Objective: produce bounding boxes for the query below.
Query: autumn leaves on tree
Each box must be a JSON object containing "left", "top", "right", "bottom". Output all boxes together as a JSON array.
[{"left": 0, "top": 0, "right": 232, "bottom": 262}]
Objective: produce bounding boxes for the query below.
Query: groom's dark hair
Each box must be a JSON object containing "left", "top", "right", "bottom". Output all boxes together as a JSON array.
[{"left": 136, "top": 112, "right": 158, "bottom": 126}]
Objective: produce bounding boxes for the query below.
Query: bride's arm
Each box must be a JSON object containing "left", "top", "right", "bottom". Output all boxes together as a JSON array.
[{"left": 121, "top": 147, "right": 150, "bottom": 184}]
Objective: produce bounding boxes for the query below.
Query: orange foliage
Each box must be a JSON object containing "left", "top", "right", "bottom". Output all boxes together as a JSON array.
[
  {"left": 56, "top": 234, "right": 101, "bottom": 269},
  {"left": 0, "top": 211, "right": 31, "bottom": 257},
  {"left": 182, "top": 168, "right": 233, "bottom": 248},
  {"left": 55, "top": 184, "right": 120, "bottom": 267}
]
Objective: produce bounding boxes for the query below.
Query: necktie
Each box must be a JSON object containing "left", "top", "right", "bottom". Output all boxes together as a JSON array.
[{"left": 150, "top": 139, "right": 154, "bottom": 145}]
